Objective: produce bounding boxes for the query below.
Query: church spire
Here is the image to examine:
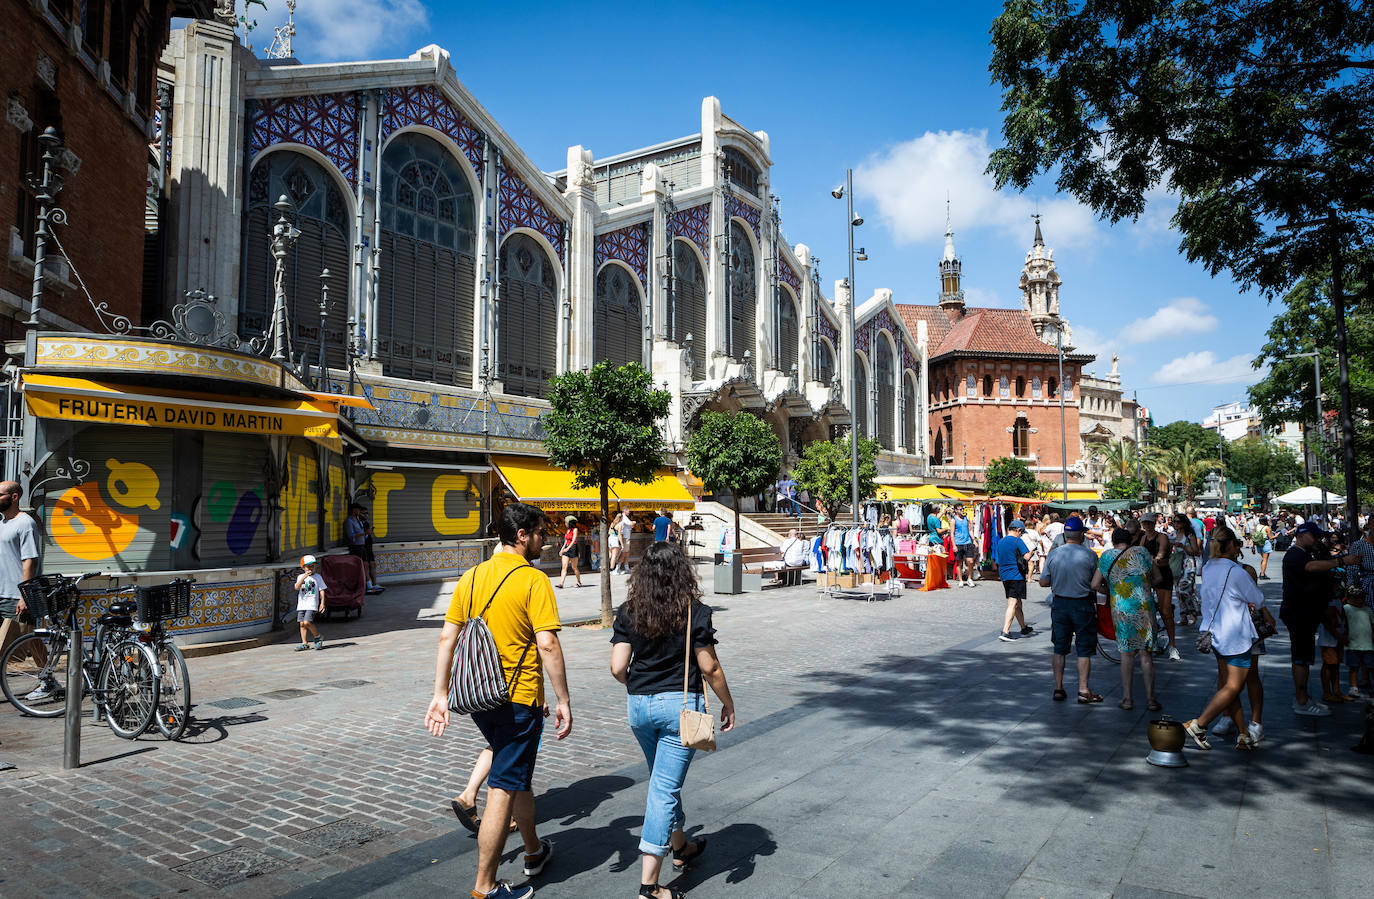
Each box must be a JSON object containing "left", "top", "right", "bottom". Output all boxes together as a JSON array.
[
  {"left": 938, "top": 200, "right": 965, "bottom": 320},
  {"left": 1033, "top": 212, "right": 1044, "bottom": 247},
  {"left": 1021, "top": 214, "right": 1065, "bottom": 343}
]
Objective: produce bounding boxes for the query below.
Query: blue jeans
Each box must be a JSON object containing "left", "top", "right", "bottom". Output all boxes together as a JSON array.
[{"left": 627, "top": 691, "right": 703, "bottom": 856}]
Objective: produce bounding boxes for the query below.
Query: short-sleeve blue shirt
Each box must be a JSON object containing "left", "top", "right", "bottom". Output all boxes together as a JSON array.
[{"left": 996, "top": 535, "right": 1028, "bottom": 581}]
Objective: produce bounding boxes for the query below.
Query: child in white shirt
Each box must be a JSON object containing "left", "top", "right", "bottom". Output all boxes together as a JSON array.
[{"left": 294, "top": 555, "right": 326, "bottom": 651}]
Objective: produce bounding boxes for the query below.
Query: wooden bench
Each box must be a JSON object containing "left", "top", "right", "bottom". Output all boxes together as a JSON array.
[{"left": 735, "top": 546, "right": 807, "bottom": 587}]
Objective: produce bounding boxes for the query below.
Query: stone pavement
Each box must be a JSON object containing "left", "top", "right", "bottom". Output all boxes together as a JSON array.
[{"left": 1, "top": 554, "right": 1370, "bottom": 898}]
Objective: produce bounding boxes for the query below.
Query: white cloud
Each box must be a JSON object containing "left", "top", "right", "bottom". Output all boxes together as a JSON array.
[
  {"left": 1150, "top": 351, "right": 1259, "bottom": 385},
  {"left": 962, "top": 286, "right": 1005, "bottom": 308},
  {"left": 853, "top": 129, "right": 1100, "bottom": 249},
  {"left": 286, "top": 0, "right": 429, "bottom": 61},
  {"left": 1119, "top": 297, "right": 1219, "bottom": 344}
]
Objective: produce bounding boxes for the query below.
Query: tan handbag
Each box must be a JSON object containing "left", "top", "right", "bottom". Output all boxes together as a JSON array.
[{"left": 679, "top": 602, "right": 716, "bottom": 751}]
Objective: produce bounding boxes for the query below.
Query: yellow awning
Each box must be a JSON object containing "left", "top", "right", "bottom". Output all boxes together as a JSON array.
[
  {"left": 492, "top": 455, "right": 695, "bottom": 512},
  {"left": 1064, "top": 490, "right": 1101, "bottom": 501},
  {"left": 876, "top": 484, "right": 947, "bottom": 501},
  {"left": 22, "top": 374, "right": 343, "bottom": 444}
]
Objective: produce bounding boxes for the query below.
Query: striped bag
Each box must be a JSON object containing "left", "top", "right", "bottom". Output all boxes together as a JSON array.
[{"left": 448, "top": 562, "right": 534, "bottom": 714}]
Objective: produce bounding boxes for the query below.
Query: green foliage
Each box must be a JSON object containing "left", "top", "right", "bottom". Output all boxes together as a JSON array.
[
  {"left": 1225, "top": 437, "right": 1305, "bottom": 508},
  {"left": 987, "top": 0, "right": 1374, "bottom": 295},
  {"left": 1149, "top": 421, "right": 1220, "bottom": 456},
  {"left": 791, "top": 436, "right": 881, "bottom": 518},
  {"left": 984, "top": 456, "right": 1044, "bottom": 499},
  {"left": 686, "top": 411, "right": 783, "bottom": 549},
  {"left": 1104, "top": 476, "right": 1146, "bottom": 501},
  {"left": 544, "top": 361, "right": 671, "bottom": 624},
  {"left": 1160, "top": 441, "right": 1219, "bottom": 504},
  {"left": 1087, "top": 438, "right": 1166, "bottom": 481}
]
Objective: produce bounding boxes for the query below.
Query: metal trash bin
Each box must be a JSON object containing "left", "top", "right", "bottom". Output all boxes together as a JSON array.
[{"left": 713, "top": 552, "right": 742, "bottom": 595}]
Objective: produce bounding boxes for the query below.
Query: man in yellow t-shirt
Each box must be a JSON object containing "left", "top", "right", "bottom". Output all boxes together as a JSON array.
[{"left": 426, "top": 502, "right": 571, "bottom": 899}]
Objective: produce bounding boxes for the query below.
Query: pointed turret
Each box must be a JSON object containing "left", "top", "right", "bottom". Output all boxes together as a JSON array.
[
  {"left": 1021, "top": 215, "right": 1064, "bottom": 342},
  {"left": 938, "top": 202, "right": 965, "bottom": 322}
]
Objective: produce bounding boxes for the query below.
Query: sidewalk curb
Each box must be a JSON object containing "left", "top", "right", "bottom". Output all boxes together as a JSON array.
[{"left": 180, "top": 630, "right": 292, "bottom": 658}]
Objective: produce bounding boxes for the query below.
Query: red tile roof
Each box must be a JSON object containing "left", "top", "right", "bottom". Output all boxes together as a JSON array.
[{"left": 896, "top": 303, "right": 1090, "bottom": 360}]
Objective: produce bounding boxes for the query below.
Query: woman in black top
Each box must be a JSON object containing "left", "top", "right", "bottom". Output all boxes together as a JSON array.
[{"left": 610, "top": 541, "right": 736, "bottom": 899}]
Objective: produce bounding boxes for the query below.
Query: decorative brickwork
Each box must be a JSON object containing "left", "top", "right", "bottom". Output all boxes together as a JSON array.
[
  {"left": 671, "top": 203, "right": 710, "bottom": 260},
  {"left": 594, "top": 222, "right": 650, "bottom": 288},
  {"left": 381, "top": 85, "right": 484, "bottom": 181},
  {"left": 499, "top": 164, "right": 566, "bottom": 262},
  {"left": 249, "top": 93, "right": 360, "bottom": 186}
]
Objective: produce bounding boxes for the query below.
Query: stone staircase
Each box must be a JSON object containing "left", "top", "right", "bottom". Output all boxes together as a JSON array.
[{"left": 742, "top": 511, "right": 815, "bottom": 540}]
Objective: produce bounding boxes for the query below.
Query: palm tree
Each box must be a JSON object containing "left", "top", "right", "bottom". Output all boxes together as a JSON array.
[
  {"left": 1087, "top": 438, "right": 1166, "bottom": 481},
  {"left": 1161, "top": 441, "right": 1219, "bottom": 503}
]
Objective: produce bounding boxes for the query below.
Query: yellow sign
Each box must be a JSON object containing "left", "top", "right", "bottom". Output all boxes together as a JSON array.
[{"left": 23, "top": 375, "right": 341, "bottom": 440}]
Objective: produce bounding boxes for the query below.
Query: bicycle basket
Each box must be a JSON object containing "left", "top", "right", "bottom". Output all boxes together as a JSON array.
[
  {"left": 135, "top": 580, "right": 193, "bottom": 623},
  {"left": 17, "top": 574, "right": 78, "bottom": 622}
]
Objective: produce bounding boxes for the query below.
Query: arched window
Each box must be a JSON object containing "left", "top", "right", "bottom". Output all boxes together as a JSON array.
[
  {"left": 242, "top": 151, "right": 351, "bottom": 368},
  {"left": 1032, "top": 376, "right": 1042, "bottom": 399},
  {"left": 983, "top": 374, "right": 993, "bottom": 397},
  {"left": 875, "top": 336, "right": 895, "bottom": 450},
  {"left": 722, "top": 147, "right": 760, "bottom": 195},
  {"left": 1000, "top": 375, "right": 1010, "bottom": 398},
  {"left": 933, "top": 428, "right": 944, "bottom": 466},
  {"left": 498, "top": 233, "right": 558, "bottom": 398},
  {"left": 778, "top": 287, "right": 799, "bottom": 376},
  {"left": 966, "top": 374, "right": 976, "bottom": 397},
  {"left": 1048, "top": 376, "right": 1058, "bottom": 398},
  {"left": 1015, "top": 375, "right": 1026, "bottom": 398},
  {"left": 669, "top": 239, "right": 706, "bottom": 379},
  {"left": 727, "top": 221, "right": 756, "bottom": 361},
  {"left": 1013, "top": 417, "right": 1030, "bottom": 457},
  {"left": 816, "top": 339, "right": 835, "bottom": 386},
  {"left": 1064, "top": 377, "right": 1074, "bottom": 399},
  {"left": 903, "top": 375, "right": 917, "bottom": 451},
  {"left": 594, "top": 264, "right": 642, "bottom": 368},
  {"left": 854, "top": 354, "right": 868, "bottom": 438},
  {"left": 378, "top": 133, "right": 476, "bottom": 385}
]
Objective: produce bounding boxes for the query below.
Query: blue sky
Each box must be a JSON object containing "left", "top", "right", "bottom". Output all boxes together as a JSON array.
[{"left": 253, "top": 0, "right": 1275, "bottom": 426}]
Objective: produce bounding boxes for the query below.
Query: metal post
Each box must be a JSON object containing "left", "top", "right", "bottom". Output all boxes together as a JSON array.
[
  {"left": 1328, "top": 232, "right": 1359, "bottom": 543},
  {"left": 1132, "top": 390, "right": 1141, "bottom": 481},
  {"left": 1289, "top": 351, "right": 1327, "bottom": 519},
  {"left": 268, "top": 195, "right": 299, "bottom": 364},
  {"left": 317, "top": 268, "right": 330, "bottom": 389},
  {"left": 62, "top": 624, "right": 81, "bottom": 769},
  {"left": 1056, "top": 328, "right": 1067, "bottom": 501},
  {"left": 846, "top": 169, "right": 859, "bottom": 526},
  {"left": 27, "top": 128, "right": 64, "bottom": 329}
]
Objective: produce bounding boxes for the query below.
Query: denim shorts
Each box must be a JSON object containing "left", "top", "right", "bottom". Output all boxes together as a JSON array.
[
  {"left": 470, "top": 701, "right": 544, "bottom": 792},
  {"left": 1216, "top": 650, "right": 1252, "bottom": 669},
  {"left": 1051, "top": 596, "right": 1098, "bottom": 657},
  {"left": 1346, "top": 649, "right": 1374, "bottom": 670}
]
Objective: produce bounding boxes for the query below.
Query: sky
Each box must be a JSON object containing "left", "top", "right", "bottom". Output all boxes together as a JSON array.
[{"left": 235, "top": 0, "right": 1277, "bottom": 426}]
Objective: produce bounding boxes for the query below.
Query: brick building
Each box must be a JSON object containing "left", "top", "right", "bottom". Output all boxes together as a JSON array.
[
  {"left": 899, "top": 218, "right": 1095, "bottom": 485},
  {"left": 1, "top": 0, "right": 208, "bottom": 340}
]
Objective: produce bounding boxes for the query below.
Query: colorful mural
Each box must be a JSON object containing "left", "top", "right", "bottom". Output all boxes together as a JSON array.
[{"left": 361, "top": 469, "right": 482, "bottom": 542}]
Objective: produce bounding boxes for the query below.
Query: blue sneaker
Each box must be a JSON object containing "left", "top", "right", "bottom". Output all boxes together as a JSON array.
[{"left": 479, "top": 882, "right": 534, "bottom": 899}]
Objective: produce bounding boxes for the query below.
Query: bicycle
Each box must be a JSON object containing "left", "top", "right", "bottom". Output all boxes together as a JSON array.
[
  {"left": 1, "top": 573, "right": 160, "bottom": 739},
  {"left": 123, "top": 579, "right": 194, "bottom": 741}
]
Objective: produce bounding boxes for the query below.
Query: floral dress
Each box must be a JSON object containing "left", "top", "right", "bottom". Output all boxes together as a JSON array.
[{"left": 1099, "top": 545, "right": 1157, "bottom": 652}]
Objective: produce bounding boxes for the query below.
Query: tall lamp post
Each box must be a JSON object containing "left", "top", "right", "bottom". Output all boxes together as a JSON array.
[
  {"left": 1286, "top": 350, "right": 1328, "bottom": 517},
  {"left": 268, "top": 195, "right": 301, "bottom": 365},
  {"left": 26, "top": 127, "right": 65, "bottom": 328},
  {"left": 832, "top": 171, "right": 864, "bottom": 525},
  {"left": 1042, "top": 320, "right": 1069, "bottom": 501}
]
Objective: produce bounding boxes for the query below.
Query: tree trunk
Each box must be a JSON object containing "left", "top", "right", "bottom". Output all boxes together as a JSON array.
[
  {"left": 599, "top": 477, "right": 612, "bottom": 628},
  {"left": 733, "top": 492, "right": 741, "bottom": 551}
]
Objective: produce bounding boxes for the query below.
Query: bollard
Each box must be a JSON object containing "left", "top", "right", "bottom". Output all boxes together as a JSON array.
[{"left": 62, "top": 625, "right": 81, "bottom": 769}]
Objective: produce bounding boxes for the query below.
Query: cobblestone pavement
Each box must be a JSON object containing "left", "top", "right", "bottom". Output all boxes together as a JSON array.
[{"left": 1, "top": 557, "right": 1369, "bottom": 897}]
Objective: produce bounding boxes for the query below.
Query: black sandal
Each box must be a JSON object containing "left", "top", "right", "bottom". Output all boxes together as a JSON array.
[
  {"left": 639, "top": 885, "right": 685, "bottom": 898},
  {"left": 450, "top": 800, "right": 479, "bottom": 835},
  {"left": 672, "top": 837, "right": 707, "bottom": 870}
]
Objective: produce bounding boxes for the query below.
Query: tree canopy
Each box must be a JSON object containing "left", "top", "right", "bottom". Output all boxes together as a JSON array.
[
  {"left": 988, "top": 0, "right": 1374, "bottom": 295},
  {"left": 1149, "top": 420, "right": 1221, "bottom": 457},
  {"left": 1104, "top": 475, "right": 1146, "bottom": 501},
  {"left": 791, "top": 436, "right": 881, "bottom": 520},
  {"left": 685, "top": 411, "right": 782, "bottom": 550},
  {"left": 984, "top": 456, "right": 1045, "bottom": 498},
  {"left": 544, "top": 361, "right": 671, "bottom": 625},
  {"left": 1224, "top": 436, "right": 1304, "bottom": 508}
]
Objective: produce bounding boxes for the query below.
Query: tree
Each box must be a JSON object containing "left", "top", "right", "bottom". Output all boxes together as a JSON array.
[
  {"left": 791, "top": 435, "right": 881, "bottom": 520},
  {"left": 987, "top": 0, "right": 1374, "bottom": 296},
  {"left": 686, "top": 411, "right": 782, "bottom": 551},
  {"left": 984, "top": 456, "right": 1044, "bottom": 499},
  {"left": 1161, "top": 441, "right": 1219, "bottom": 504},
  {"left": 1087, "top": 438, "right": 1165, "bottom": 481},
  {"left": 544, "top": 361, "right": 671, "bottom": 626},
  {"left": 1225, "top": 436, "right": 1305, "bottom": 508},
  {"left": 1149, "top": 421, "right": 1220, "bottom": 457},
  {"left": 1104, "top": 476, "right": 1146, "bottom": 501}
]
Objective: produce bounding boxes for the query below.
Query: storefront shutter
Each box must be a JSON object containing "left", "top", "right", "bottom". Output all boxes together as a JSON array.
[
  {"left": 279, "top": 438, "right": 321, "bottom": 561},
  {"left": 199, "top": 434, "right": 270, "bottom": 568},
  {"left": 361, "top": 467, "right": 481, "bottom": 542}
]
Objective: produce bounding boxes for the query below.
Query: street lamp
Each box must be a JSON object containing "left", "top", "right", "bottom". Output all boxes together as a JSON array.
[
  {"left": 832, "top": 170, "right": 865, "bottom": 525},
  {"left": 1286, "top": 350, "right": 1328, "bottom": 517},
  {"left": 268, "top": 195, "right": 301, "bottom": 364},
  {"left": 1041, "top": 320, "right": 1069, "bottom": 501},
  {"left": 26, "top": 127, "right": 65, "bottom": 329}
]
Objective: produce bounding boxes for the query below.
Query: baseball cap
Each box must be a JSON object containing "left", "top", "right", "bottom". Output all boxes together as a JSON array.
[
  {"left": 1296, "top": 522, "right": 1326, "bottom": 536},
  {"left": 1063, "top": 516, "right": 1087, "bottom": 533},
  {"left": 1009, "top": 519, "right": 1026, "bottom": 530},
  {"left": 300, "top": 554, "right": 319, "bottom": 567},
  {"left": 1140, "top": 512, "right": 1159, "bottom": 524}
]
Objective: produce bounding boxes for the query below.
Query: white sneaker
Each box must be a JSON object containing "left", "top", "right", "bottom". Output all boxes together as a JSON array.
[
  {"left": 1167, "top": 646, "right": 1182, "bottom": 661},
  {"left": 1210, "top": 718, "right": 1236, "bottom": 737},
  {"left": 1248, "top": 722, "right": 1265, "bottom": 744},
  {"left": 1293, "top": 701, "right": 1332, "bottom": 717},
  {"left": 1348, "top": 688, "right": 1363, "bottom": 700},
  {"left": 23, "top": 679, "right": 56, "bottom": 702}
]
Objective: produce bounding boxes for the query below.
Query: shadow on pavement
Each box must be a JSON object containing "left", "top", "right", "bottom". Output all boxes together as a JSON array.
[
  {"left": 177, "top": 711, "right": 269, "bottom": 744},
  {"left": 672, "top": 822, "right": 777, "bottom": 890}
]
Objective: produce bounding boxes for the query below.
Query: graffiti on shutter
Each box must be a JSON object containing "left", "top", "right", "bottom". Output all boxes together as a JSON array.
[{"left": 360, "top": 468, "right": 481, "bottom": 541}]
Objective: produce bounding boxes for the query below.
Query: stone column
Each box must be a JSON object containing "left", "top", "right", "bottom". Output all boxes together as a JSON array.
[
  {"left": 562, "top": 145, "right": 597, "bottom": 372},
  {"left": 837, "top": 277, "right": 853, "bottom": 412}
]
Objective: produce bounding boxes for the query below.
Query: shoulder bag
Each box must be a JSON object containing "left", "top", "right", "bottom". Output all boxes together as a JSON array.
[
  {"left": 1195, "top": 565, "right": 1234, "bottom": 655},
  {"left": 680, "top": 602, "right": 716, "bottom": 751}
]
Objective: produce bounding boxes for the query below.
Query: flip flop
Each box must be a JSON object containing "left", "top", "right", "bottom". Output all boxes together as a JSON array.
[
  {"left": 450, "top": 800, "right": 479, "bottom": 834},
  {"left": 1052, "top": 688, "right": 1067, "bottom": 702},
  {"left": 1118, "top": 699, "right": 1134, "bottom": 710},
  {"left": 1147, "top": 699, "right": 1162, "bottom": 712},
  {"left": 1077, "top": 691, "right": 1104, "bottom": 704}
]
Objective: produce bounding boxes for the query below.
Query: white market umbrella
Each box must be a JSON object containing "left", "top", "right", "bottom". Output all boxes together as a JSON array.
[{"left": 1273, "top": 486, "right": 1345, "bottom": 505}]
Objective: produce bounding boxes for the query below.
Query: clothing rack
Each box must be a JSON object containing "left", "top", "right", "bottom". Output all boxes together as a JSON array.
[{"left": 816, "top": 523, "right": 902, "bottom": 601}]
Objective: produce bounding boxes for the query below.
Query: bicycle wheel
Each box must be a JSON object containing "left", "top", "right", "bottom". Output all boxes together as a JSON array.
[
  {"left": 98, "top": 640, "right": 158, "bottom": 739},
  {"left": 1, "top": 631, "right": 69, "bottom": 717},
  {"left": 1098, "top": 638, "right": 1120, "bottom": 664},
  {"left": 153, "top": 641, "right": 191, "bottom": 740}
]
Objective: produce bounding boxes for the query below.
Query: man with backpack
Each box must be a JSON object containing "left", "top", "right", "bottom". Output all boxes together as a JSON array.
[{"left": 426, "top": 503, "right": 573, "bottom": 899}]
